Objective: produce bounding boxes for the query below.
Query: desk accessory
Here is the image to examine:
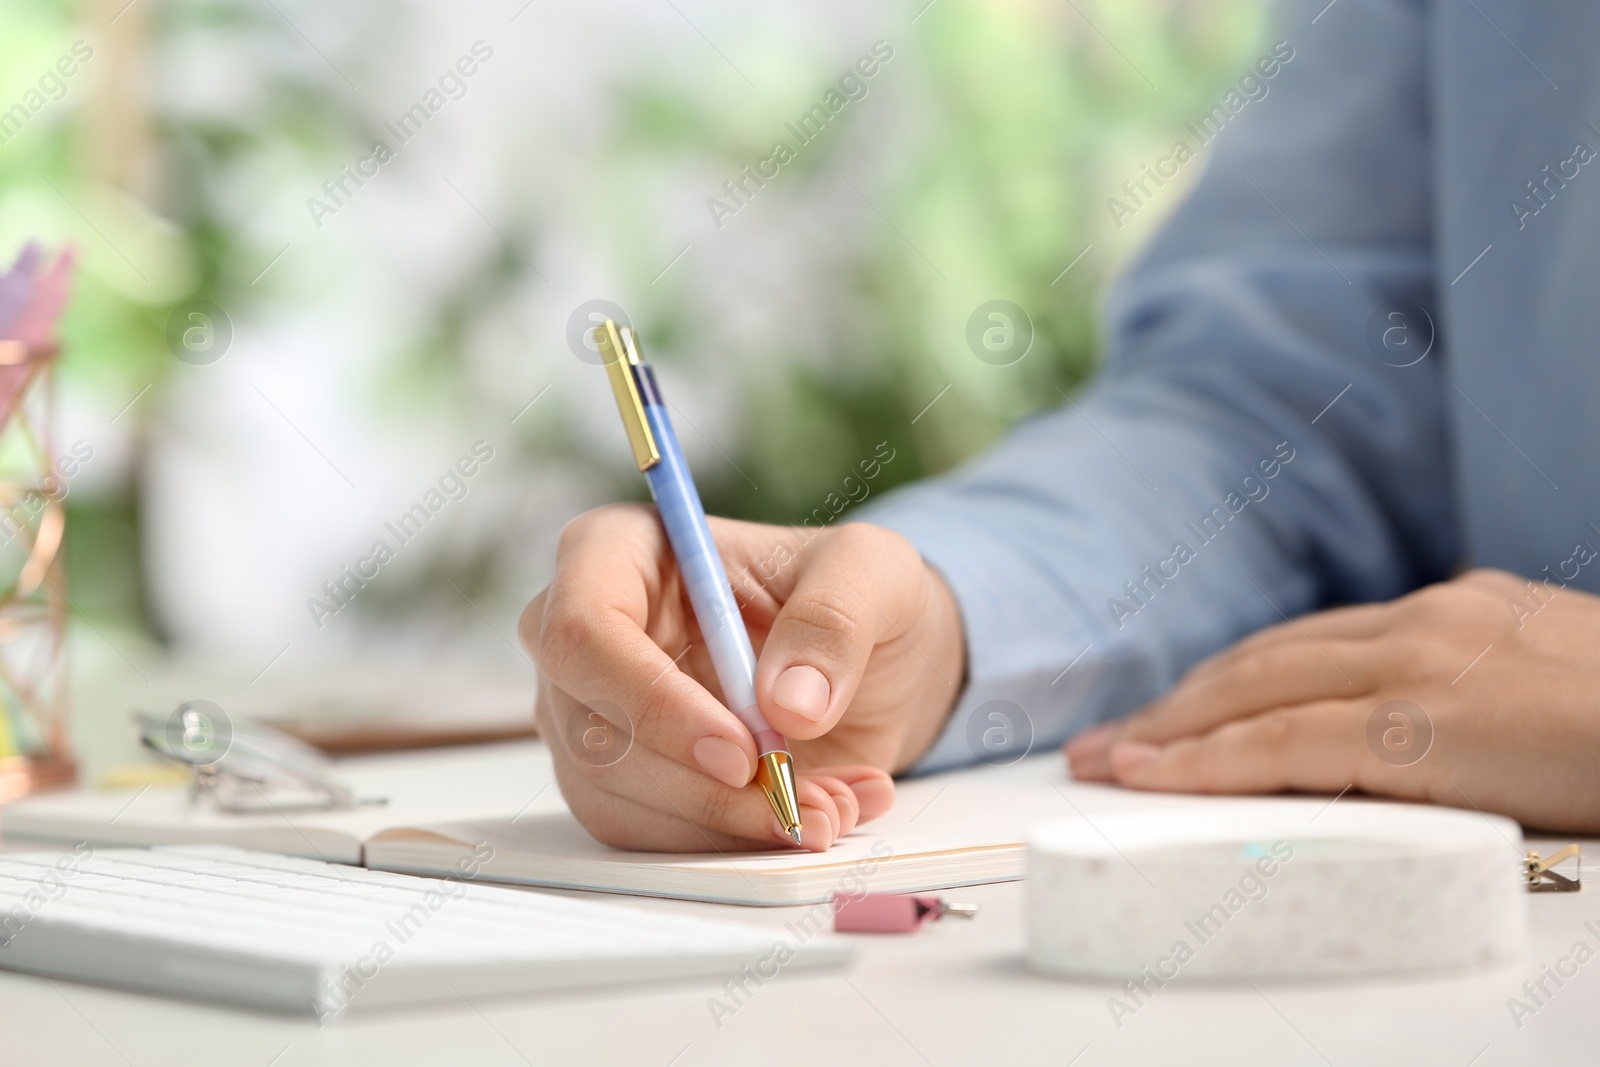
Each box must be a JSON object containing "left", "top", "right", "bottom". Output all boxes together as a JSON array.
[
  {"left": 1027, "top": 802, "right": 1527, "bottom": 980},
  {"left": 136, "top": 705, "right": 387, "bottom": 813},
  {"left": 6, "top": 739, "right": 1044, "bottom": 902},
  {"left": 593, "top": 319, "right": 802, "bottom": 845},
  {"left": 832, "top": 892, "right": 978, "bottom": 933},
  {"left": 1525, "top": 844, "right": 1581, "bottom": 892},
  {"left": 0, "top": 244, "right": 77, "bottom": 802},
  {"left": 0, "top": 844, "right": 851, "bottom": 1016}
]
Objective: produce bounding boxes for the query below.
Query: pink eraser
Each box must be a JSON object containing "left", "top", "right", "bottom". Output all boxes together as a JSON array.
[{"left": 831, "top": 893, "right": 942, "bottom": 933}]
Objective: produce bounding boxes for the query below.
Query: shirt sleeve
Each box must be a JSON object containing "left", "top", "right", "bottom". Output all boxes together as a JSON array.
[{"left": 858, "top": 0, "right": 1457, "bottom": 774}]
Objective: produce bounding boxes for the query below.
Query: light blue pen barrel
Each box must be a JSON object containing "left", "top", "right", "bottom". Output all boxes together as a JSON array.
[{"left": 635, "top": 365, "right": 784, "bottom": 755}]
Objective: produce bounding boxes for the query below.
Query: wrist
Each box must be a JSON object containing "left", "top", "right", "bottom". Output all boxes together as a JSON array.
[{"left": 891, "top": 562, "right": 968, "bottom": 773}]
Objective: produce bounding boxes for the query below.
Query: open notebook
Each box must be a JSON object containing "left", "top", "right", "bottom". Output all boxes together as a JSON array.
[
  {"left": 0, "top": 740, "right": 1180, "bottom": 905},
  {"left": 365, "top": 817, "right": 1025, "bottom": 906}
]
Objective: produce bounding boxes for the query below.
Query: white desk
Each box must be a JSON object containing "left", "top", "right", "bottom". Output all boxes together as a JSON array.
[
  {"left": 0, "top": 723, "right": 1594, "bottom": 1066},
  {"left": 1, "top": 832, "right": 1595, "bottom": 1065}
]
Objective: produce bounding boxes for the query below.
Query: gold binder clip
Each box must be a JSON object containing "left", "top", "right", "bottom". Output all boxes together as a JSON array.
[{"left": 1525, "top": 844, "right": 1582, "bottom": 893}]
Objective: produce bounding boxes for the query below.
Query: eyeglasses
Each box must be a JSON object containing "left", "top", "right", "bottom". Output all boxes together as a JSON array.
[{"left": 136, "top": 702, "right": 387, "bottom": 814}]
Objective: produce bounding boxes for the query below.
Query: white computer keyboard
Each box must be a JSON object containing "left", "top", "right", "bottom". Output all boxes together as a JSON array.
[{"left": 0, "top": 845, "right": 850, "bottom": 1018}]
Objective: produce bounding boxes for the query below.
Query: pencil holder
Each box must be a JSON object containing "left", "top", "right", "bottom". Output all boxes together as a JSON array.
[{"left": 0, "top": 337, "right": 75, "bottom": 802}]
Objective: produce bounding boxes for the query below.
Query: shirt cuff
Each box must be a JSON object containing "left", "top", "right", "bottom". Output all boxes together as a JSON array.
[{"left": 855, "top": 490, "right": 1162, "bottom": 776}]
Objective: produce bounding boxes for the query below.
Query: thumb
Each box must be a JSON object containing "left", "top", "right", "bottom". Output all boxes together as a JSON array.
[{"left": 754, "top": 524, "right": 925, "bottom": 740}]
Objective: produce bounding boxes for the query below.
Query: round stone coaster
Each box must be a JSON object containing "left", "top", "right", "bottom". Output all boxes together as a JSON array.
[{"left": 1028, "top": 801, "right": 1527, "bottom": 980}]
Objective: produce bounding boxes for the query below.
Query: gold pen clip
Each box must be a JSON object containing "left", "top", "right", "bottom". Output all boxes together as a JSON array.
[
  {"left": 594, "top": 319, "right": 660, "bottom": 471},
  {"left": 1526, "top": 844, "right": 1582, "bottom": 893}
]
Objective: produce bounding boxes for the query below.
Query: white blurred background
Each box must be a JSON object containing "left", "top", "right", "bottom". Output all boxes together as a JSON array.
[{"left": 4, "top": 0, "right": 1271, "bottom": 697}]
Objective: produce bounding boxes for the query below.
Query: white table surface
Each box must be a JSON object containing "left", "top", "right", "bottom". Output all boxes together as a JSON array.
[
  {"left": 5, "top": 658, "right": 1595, "bottom": 1066},
  {"left": 0, "top": 828, "right": 1595, "bottom": 1067}
]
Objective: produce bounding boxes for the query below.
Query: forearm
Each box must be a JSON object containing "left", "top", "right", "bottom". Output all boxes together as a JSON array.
[
  {"left": 864, "top": 0, "right": 1452, "bottom": 772},
  {"left": 866, "top": 345, "right": 1446, "bottom": 772}
]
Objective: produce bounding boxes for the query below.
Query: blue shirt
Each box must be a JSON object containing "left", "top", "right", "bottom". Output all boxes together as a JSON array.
[{"left": 864, "top": 0, "right": 1600, "bottom": 772}]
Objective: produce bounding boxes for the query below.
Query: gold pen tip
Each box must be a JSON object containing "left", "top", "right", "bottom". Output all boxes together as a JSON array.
[{"left": 788, "top": 826, "right": 803, "bottom": 846}]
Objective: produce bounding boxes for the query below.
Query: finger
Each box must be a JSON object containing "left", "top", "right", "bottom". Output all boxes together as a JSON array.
[
  {"left": 552, "top": 761, "right": 781, "bottom": 853},
  {"left": 808, "top": 775, "right": 861, "bottom": 838},
  {"left": 530, "top": 512, "right": 774, "bottom": 789},
  {"left": 553, "top": 727, "right": 845, "bottom": 851},
  {"left": 1109, "top": 701, "right": 1374, "bottom": 796},
  {"left": 1067, "top": 619, "right": 1394, "bottom": 782},
  {"left": 1065, "top": 633, "right": 1371, "bottom": 784},
  {"left": 797, "top": 777, "right": 842, "bottom": 844},
  {"left": 1064, "top": 722, "right": 1121, "bottom": 782},
  {"left": 1121, "top": 635, "right": 1377, "bottom": 750},
  {"left": 1183, "top": 602, "right": 1394, "bottom": 686},
  {"left": 811, "top": 765, "right": 895, "bottom": 823},
  {"left": 534, "top": 629, "right": 760, "bottom": 790},
  {"left": 754, "top": 524, "right": 929, "bottom": 740}
]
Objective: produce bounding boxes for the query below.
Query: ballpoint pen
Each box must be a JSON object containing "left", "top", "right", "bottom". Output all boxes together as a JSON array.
[{"left": 593, "top": 319, "right": 805, "bottom": 846}]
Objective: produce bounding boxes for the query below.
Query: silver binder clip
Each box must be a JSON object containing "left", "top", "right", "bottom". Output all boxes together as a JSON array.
[{"left": 136, "top": 702, "right": 387, "bottom": 814}]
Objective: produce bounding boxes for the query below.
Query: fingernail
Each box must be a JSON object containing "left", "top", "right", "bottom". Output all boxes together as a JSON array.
[
  {"left": 771, "top": 664, "right": 831, "bottom": 722},
  {"left": 1066, "top": 722, "right": 1117, "bottom": 754},
  {"left": 848, "top": 777, "right": 894, "bottom": 823},
  {"left": 1111, "top": 741, "right": 1161, "bottom": 776},
  {"left": 693, "top": 736, "right": 752, "bottom": 789},
  {"left": 826, "top": 784, "right": 860, "bottom": 836},
  {"left": 799, "top": 806, "right": 834, "bottom": 850}
]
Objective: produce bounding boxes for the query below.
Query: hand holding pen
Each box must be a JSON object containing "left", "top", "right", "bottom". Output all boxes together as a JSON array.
[{"left": 520, "top": 321, "right": 966, "bottom": 852}]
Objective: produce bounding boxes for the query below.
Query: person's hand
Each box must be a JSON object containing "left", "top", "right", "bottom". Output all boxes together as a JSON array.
[
  {"left": 1065, "top": 569, "right": 1600, "bottom": 833},
  {"left": 520, "top": 504, "right": 965, "bottom": 852}
]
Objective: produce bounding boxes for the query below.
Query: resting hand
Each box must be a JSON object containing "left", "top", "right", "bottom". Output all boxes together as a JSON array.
[{"left": 1066, "top": 569, "right": 1600, "bottom": 833}]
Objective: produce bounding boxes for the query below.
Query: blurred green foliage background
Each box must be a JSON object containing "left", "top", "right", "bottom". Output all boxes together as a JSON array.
[{"left": 1, "top": 0, "right": 1271, "bottom": 650}]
